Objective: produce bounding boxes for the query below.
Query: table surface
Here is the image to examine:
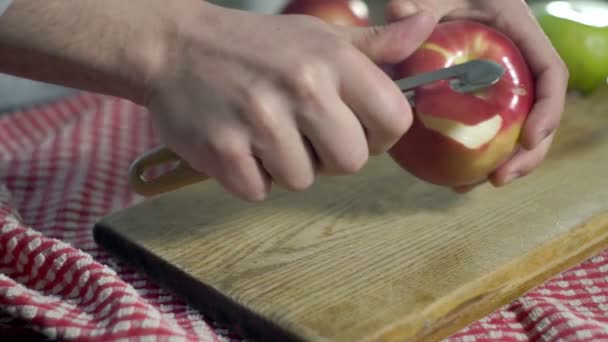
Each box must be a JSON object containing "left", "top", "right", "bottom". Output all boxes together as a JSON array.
[
  {"left": 95, "top": 86, "right": 608, "bottom": 342},
  {"left": 0, "top": 85, "right": 608, "bottom": 342}
]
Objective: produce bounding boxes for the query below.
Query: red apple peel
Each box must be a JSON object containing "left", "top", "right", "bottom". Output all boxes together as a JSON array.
[
  {"left": 389, "top": 20, "right": 535, "bottom": 187},
  {"left": 281, "top": 0, "right": 370, "bottom": 26}
]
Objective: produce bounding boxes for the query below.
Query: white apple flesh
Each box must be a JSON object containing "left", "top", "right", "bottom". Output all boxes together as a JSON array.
[{"left": 389, "top": 21, "right": 535, "bottom": 187}]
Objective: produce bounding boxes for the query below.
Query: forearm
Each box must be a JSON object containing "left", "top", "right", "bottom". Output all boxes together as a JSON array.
[
  {"left": 0, "top": 1, "right": 11, "bottom": 17},
  {"left": 0, "top": 0, "right": 177, "bottom": 105}
]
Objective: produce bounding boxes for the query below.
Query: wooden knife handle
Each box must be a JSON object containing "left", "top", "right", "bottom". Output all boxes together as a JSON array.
[{"left": 129, "top": 146, "right": 209, "bottom": 196}]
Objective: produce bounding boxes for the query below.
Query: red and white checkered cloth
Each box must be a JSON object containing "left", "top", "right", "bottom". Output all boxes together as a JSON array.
[{"left": 0, "top": 92, "right": 607, "bottom": 341}]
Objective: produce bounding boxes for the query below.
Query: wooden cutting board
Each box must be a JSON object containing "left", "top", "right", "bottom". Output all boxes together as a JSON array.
[{"left": 94, "top": 86, "right": 608, "bottom": 342}]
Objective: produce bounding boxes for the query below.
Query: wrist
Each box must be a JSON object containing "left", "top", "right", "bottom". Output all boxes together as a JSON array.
[
  {"left": 143, "top": 1, "right": 239, "bottom": 103},
  {"left": 123, "top": 0, "right": 179, "bottom": 106},
  {"left": 0, "top": 0, "right": 177, "bottom": 106},
  {"left": 81, "top": 0, "right": 179, "bottom": 106}
]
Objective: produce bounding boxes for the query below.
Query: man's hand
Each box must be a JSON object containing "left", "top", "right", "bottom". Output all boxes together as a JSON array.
[
  {"left": 385, "top": 0, "right": 569, "bottom": 192},
  {"left": 0, "top": 0, "right": 436, "bottom": 202},
  {"left": 144, "top": 2, "right": 436, "bottom": 201}
]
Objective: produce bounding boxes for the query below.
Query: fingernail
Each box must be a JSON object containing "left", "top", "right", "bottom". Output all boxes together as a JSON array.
[
  {"left": 503, "top": 171, "right": 521, "bottom": 184},
  {"left": 540, "top": 128, "right": 553, "bottom": 142},
  {"left": 536, "top": 128, "right": 554, "bottom": 146},
  {"left": 395, "top": 0, "right": 419, "bottom": 18}
]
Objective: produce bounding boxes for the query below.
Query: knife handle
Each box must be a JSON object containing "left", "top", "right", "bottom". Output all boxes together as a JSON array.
[{"left": 129, "top": 146, "right": 209, "bottom": 196}]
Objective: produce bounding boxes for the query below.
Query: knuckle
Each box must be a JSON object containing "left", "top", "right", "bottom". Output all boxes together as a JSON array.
[
  {"left": 287, "top": 59, "right": 326, "bottom": 101},
  {"left": 369, "top": 105, "right": 412, "bottom": 156},
  {"left": 391, "top": 106, "right": 414, "bottom": 132},
  {"left": 548, "top": 113, "right": 563, "bottom": 131},
  {"left": 549, "top": 52, "right": 569, "bottom": 83},
  {"left": 387, "top": 0, "right": 439, "bottom": 21},
  {"left": 242, "top": 89, "right": 281, "bottom": 142},
  {"left": 333, "top": 40, "right": 360, "bottom": 63},
  {"left": 519, "top": 163, "right": 537, "bottom": 179},
  {"left": 518, "top": 143, "right": 553, "bottom": 179}
]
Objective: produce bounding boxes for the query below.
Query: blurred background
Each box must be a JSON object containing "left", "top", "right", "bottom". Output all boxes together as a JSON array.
[{"left": 0, "top": 0, "right": 606, "bottom": 112}]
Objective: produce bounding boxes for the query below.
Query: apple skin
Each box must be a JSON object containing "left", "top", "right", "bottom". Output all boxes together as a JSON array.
[
  {"left": 388, "top": 20, "right": 535, "bottom": 187},
  {"left": 281, "top": 0, "right": 370, "bottom": 26},
  {"left": 531, "top": 0, "right": 608, "bottom": 94}
]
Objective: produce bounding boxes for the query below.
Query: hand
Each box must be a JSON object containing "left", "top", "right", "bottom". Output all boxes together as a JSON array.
[
  {"left": 385, "top": 0, "right": 569, "bottom": 192},
  {"left": 144, "top": 1, "right": 436, "bottom": 201}
]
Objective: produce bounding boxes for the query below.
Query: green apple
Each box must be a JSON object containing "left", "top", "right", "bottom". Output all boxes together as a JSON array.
[{"left": 530, "top": 0, "right": 608, "bottom": 94}]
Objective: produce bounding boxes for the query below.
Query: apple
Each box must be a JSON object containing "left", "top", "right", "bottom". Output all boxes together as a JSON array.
[
  {"left": 281, "top": 0, "right": 370, "bottom": 26},
  {"left": 388, "top": 20, "right": 535, "bottom": 187},
  {"left": 530, "top": 0, "right": 608, "bottom": 94}
]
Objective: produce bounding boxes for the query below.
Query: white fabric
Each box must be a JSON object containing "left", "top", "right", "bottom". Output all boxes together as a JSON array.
[{"left": 0, "top": 0, "right": 12, "bottom": 17}]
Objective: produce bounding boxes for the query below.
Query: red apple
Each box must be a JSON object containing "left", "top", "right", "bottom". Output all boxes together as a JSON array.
[
  {"left": 388, "top": 20, "right": 535, "bottom": 187},
  {"left": 281, "top": 0, "right": 370, "bottom": 26}
]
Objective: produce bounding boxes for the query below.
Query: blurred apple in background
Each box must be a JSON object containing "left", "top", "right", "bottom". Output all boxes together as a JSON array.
[
  {"left": 388, "top": 21, "right": 535, "bottom": 187},
  {"left": 281, "top": 0, "right": 371, "bottom": 26},
  {"left": 530, "top": 0, "right": 608, "bottom": 94}
]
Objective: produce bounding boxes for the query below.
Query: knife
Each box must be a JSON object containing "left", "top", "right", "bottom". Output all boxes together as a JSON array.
[
  {"left": 398, "top": 59, "right": 505, "bottom": 105},
  {"left": 129, "top": 59, "right": 505, "bottom": 197}
]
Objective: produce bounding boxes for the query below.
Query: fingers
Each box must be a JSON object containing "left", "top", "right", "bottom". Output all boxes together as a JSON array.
[
  {"left": 385, "top": 0, "right": 423, "bottom": 22},
  {"left": 384, "top": 0, "right": 567, "bottom": 189},
  {"left": 254, "top": 131, "right": 317, "bottom": 192},
  {"left": 384, "top": 0, "right": 467, "bottom": 23},
  {"left": 337, "top": 51, "right": 413, "bottom": 155},
  {"left": 329, "top": 11, "right": 437, "bottom": 155},
  {"left": 452, "top": 132, "right": 555, "bottom": 192},
  {"left": 295, "top": 81, "right": 370, "bottom": 176},
  {"left": 181, "top": 134, "right": 273, "bottom": 202},
  {"left": 212, "top": 145, "right": 273, "bottom": 202},
  {"left": 519, "top": 60, "right": 568, "bottom": 149},
  {"left": 451, "top": 130, "right": 555, "bottom": 192},
  {"left": 155, "top": 6, "right": 469, "bottom": 202},
  {"left": 338, "top": 10, "right": 437, "bottom": 64},
  {"left": 489, "top": 132, "right": 555, "bottom": 187},
  {"left": 478, "top": 3, "right": 568, "bottom": 151},
  {"left": 386, "top": 0, "right": 567, "bottom": 153},
  {"left": 244, "top": 86, "right": 317, "bottom": 192}
]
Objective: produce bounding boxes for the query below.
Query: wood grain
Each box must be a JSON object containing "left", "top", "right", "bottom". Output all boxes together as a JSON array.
[{"left": 94, "top": 86, "right": 608, "bottom": 342}]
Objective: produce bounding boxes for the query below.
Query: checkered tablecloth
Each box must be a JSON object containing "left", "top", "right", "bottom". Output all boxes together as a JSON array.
[{"left": 0, "top": 92, "right": 607, "bottom": 341}]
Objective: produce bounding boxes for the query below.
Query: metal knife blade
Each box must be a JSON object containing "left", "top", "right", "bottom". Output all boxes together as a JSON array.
[{"left": 394, "top": 59, "right": 505, "bottom": 106}]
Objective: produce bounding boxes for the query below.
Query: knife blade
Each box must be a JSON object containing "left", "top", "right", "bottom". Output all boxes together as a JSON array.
[{"left": 394, "top": 59, "right": 505, "bottom": 106}]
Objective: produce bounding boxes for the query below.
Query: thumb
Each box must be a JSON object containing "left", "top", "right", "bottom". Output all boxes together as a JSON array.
[
  {"left": 385, "top": 0, "right": 473, "bottom": 23},
  {"left": 385, "top": 0, "right": 440, "bottom": 23},
  {"left": 336, "top": 11, "right": 437, "bottom": 64}
]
